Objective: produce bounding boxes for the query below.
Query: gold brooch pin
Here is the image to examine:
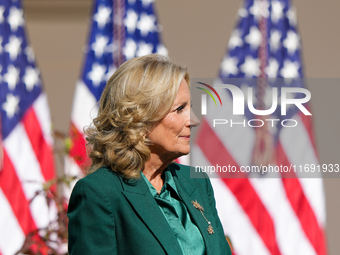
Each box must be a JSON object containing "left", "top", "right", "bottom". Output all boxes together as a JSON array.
[{"left": 191, "top": 200, "right": 214, "bottom": 235}]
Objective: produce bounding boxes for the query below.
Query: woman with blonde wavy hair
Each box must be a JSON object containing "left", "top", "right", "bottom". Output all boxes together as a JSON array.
[{"left": 68, "top": 54, "right": 232, "bottom": 255}]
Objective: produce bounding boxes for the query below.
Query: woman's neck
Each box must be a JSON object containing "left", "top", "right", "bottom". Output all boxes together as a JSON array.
[{"left": 142, "top": 153, "right": 173, "bottom": 191}]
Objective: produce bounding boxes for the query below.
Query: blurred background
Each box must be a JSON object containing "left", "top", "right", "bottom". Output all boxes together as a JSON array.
[{"left": 21, "top": 0, "right": 340, "bottom": 254}]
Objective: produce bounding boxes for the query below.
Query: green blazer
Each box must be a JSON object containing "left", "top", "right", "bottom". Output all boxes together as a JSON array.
[{"left": 68, "top": 163, "right": 232, "bottom": 255}]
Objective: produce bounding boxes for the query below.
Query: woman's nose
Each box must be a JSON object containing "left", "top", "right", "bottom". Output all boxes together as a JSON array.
[{"left": 189, "top": 108, "right": 200, "bottom": 128}]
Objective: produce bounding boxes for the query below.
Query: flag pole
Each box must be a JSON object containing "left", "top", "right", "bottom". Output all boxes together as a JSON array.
[
  {"left": 252, "top": 0, "right": 275, "bottom": 166},
  {"left": 113, "top": 0, "right": 126, "bottom": 67}
]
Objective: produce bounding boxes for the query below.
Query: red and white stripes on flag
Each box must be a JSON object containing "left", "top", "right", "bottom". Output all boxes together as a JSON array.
[
  {"left": 0, "top": 94, "right": 57, "bottom": 255},
  {"left": 0, "top": 1, "right": 57, "bottom": 253},
  {"left": 192, "top": 101, "right": 326, "bottom": 255},
  {"left": 191, "top": 0, "right": 327, "bottom": 254}
]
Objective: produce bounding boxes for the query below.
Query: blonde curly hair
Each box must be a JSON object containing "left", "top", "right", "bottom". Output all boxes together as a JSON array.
[{"left": 85, "top": 54, "right": 189, "bottom": 179}]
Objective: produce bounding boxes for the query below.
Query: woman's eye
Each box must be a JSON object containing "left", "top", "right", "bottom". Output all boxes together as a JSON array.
[{"left": 176, "top": 105, "right": 185, "bottom": 112}]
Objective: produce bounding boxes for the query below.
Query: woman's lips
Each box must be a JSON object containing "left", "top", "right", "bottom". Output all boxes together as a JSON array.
[{"left": 180, "top": 135, "right": 190, "bottom": 140}]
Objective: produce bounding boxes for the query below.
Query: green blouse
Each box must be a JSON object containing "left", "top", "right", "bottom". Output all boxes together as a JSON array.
[{"left": 141, "top": 169, "right": 206, "bottom": 255}]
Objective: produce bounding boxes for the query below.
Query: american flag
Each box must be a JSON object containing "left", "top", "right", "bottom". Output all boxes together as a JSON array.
[
  {"left": 192, "top": 0, "right": 327, "bottom": 254},
  {"left": 0, "top": 0, "right": 56, "bottom": 254},
  {"left": 67, "top": 0, "right": 168, "bottom": 183}
]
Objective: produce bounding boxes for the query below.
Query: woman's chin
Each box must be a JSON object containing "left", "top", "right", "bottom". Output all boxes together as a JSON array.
[{"left": 173, "top": 149, "right": 190, "bottom": 160}]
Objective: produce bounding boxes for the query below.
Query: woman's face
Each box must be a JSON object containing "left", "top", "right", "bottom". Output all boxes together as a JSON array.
[{"left": 147, "top": 79, "right": 200, "bottom": 160}]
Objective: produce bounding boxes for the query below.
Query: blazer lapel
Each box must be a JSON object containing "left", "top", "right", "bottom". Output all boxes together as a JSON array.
[
  {"left": 121, "top": 177, "right": 183, "bottom": 255},
  {"left": 171, "top": 169, "right": 216, "bottom": 255}
]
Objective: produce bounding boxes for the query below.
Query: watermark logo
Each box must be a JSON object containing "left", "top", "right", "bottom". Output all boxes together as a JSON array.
[
  {"left": 196, "top": 82, "right": 222, "bottom": 115},
  {"left": 197, "top": 83, "right": 311, "bottom": 116}
]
